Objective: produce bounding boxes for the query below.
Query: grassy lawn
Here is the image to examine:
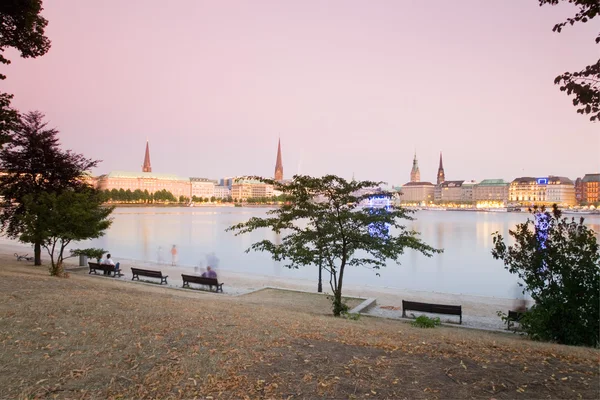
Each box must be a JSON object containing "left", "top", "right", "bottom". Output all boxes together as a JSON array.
[{"left": 0, "top": 263, "right": 598, "bottom": 399}]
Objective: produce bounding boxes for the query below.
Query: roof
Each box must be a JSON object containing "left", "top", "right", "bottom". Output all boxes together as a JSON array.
[
  {"left": 104, "top": 171, "right": 190, "bottom": 181},
  {"left": 548, "top": 176, "right": 574, "bottom": 185},
  {"left": 190, "top": 177, "right": 217, "bottom": 183},
  {"left": 232, "top": 178, "right": 269, "bottom": 185},
  {"left": 582, "top": 173, "right": 600, "bottom": 183},
  {"left": 439, "top": 180, "right": 464, "bottom": 188},
  {"left": 401, "top": 181, "right": 435, "bottom": 187},
  {"left": 511, "top": 177, "right": 538, "bottom": 184},
  {"left": 477, "top": 179, "right": 508, "bottom": 186}
]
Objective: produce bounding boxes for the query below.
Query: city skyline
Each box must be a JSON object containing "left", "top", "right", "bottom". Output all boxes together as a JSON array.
[{"left": 3, "top": 1, "right": 598, "bottom": 185}]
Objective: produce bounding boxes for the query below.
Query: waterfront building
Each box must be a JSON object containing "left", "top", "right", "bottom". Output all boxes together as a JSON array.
[
  {"left": 575, "top": 178, "right": 584, "bottom": 204},
  {"left": 436, "top": 152, "right": 445, "bottom": 185},
  {"left": 190, "top": 177, "right": 216, "bottom": 199},
  {"left": 546, "top": 177, "right": 576, "bottom": 206},
  {"left": 410, "top": 152, "right": 420, "bottom": 182},
  {"left": 474, "top": 179, "right": 509, "bottom": 206},
  {"left": 509, "top": 176, "right": 576, "bottom": 206},
  {"left": 231, "top": 178, "right": 274, "bottom": 201},
  {"left": 96, "top": 141, "right": 191, "bottom": 198},
  {"left": 213, "top": 185, "right": 231, "bottom": 199},
  {"left": 96, "top": 171, "right": 191, "bottom": 198},
  {"left": 460, "top": 180, "right": 477, "bottom": 203},
  {"left": 398, "top": 181, "right": 435, "bottom": 203},
  {"left": 580, "top": 173, "right": 600, "bottom": 204},
  {"left": 219, "top": 177, "right": 235, "bottom": 188},
  {"left": 274, "top": 139, "right": 284, "bottom": 181},
  {"left": 434, "top": 180, "right": 465, "bottom": 202}
]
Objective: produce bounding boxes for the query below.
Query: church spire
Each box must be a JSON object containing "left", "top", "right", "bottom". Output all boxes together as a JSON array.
[
  {"left": 142, "top": 140, "right": 152, "bottom": 173},
  {"left": 410, "top": 151, "right": 420, "bottom": 182},
  {"left": 274, "top": 138, "right": 283, "bottom": 181},
  {"left": 436, "top": 151, "right": 445, "bottom": 185}
]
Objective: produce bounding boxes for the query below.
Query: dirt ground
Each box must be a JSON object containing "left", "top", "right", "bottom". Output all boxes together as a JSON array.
[
  {"left": 0, "top": 261, "right": 598, "bottom": 399},
  {"left": 241, "top": 287, "right": 365, "bottom": 315}
]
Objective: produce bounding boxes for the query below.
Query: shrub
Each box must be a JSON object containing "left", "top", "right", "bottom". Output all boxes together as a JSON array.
[
  {"left": 411, "top": 315, "right": 441, "bottom": 328},
  {"left": 492, "top": 205, "right": 600, "bottom": 347}
]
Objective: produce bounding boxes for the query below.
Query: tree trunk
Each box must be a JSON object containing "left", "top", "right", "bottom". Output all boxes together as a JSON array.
[
  {"left": 317, "top": 264, "right": 323, "bottom": 293},
  {"left": 332, "top": 264, "right": 346, "bottom": 316},
  {"left": 34, "top": 241, "right": 41, "bottom": 266}
]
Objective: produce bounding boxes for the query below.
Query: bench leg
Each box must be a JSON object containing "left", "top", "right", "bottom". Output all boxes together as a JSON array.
[
  {"left": 182, "top": 281, "right": 188, "bottom": 288},
  {"left": 161, "top": 278, "right": 167, "bottom": 285},
  {"left": 217, "top": 284, "right": 223, "bottom": 293},
  {"left": 132, "top": 275, "right": 138, "bottom": 281}
]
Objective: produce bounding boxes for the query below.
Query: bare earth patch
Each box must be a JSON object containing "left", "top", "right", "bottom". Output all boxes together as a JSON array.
[
  {"left": 0, "top": 261, "right": 598, "bottom": 399},
  {"left": 241, "top": 287, "right": 365, "bottom": 315}
]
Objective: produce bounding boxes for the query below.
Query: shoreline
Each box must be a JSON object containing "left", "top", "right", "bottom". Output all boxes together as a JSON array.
[{"left": 1, "top": 241, "right": 532, "bottom": 331}]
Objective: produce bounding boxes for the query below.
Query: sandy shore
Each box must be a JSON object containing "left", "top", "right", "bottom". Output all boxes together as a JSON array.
[{"left": 2, "top": 241, "right": 531, "bottom": 331}]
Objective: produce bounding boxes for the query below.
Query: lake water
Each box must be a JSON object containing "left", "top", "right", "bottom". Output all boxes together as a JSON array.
[{"left": 65, "top": 207, "right": 600, "bottom": 299}]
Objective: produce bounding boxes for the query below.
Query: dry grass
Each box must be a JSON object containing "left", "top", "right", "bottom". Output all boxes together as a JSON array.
[{"left": 0, "top": 260, "right": 598, "bottom": 399}]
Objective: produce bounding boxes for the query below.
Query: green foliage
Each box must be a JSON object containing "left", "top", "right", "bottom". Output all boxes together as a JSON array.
[
  {"left": 102, "top": 188, "right": 179, "bottom": 203},
  {"left": 0, "top": 0, "right": 51, "bottom": 143},
  {"left": 70, "top": 248, "right": 106, "bottom": 261},
  {"left": 492, "top": 205, "right": 600, "bottom": 346},
  {"left": 343, "top": 312, "right": 361, "bottom": 321},
  {"left": 539, "top": 0, "right": 599, "bottom": 121},
  {"left": 0, "top": 111, "right": 98, "bottom": 265},
  {"left": 227, "top": 175, "right": 441, "bottom": 316},
  {"left": 411, "top": 315, "right": 441, "bottom": 328},
  {"left": 20, "top": 189, "right": 113, "bottom": 276}
]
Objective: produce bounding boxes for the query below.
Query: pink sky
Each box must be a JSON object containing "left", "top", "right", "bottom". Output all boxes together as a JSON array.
[{"left": 3, "top": 0, "right": 599, "bottom": 185}]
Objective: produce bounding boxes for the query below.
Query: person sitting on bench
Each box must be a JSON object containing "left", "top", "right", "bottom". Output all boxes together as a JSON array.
[
  {"left": 102, "top": 253, "right": 121, "bottom": 276},
  {"left": 201, "top": 266, "right": 217, "bottom": 279}
]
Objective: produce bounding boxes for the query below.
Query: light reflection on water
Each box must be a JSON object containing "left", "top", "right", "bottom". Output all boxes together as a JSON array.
[{"left": 69, "top": 207, "right": 600, "bottom": 299}]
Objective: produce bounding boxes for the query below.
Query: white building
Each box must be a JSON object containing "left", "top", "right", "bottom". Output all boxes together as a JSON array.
[
  {"left": 213, "top": 185, "right": 231, "bottom": 199},
  {"left": 190, "top": 177, "right": 216, "bottom": 199}
]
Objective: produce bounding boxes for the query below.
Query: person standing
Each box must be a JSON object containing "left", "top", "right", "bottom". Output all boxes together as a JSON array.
[{"left": 171, "top": 245, "right": 178, "bottom": 266}]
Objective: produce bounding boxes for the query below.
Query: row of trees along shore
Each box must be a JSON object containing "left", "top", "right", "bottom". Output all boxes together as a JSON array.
[{"left": 101, "top": 189, "right": 289, "bottom": 204}]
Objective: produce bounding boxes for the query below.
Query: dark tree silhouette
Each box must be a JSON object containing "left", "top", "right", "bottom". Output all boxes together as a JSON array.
[
  {"left": 0, "top": 1, "right": 51, "bottom": 143},
  {"left": 0, "top": 111, "right": 98, "bottom": 265},
  {"left": 540, "top": 0, "right": 599, "bottom": 121}
]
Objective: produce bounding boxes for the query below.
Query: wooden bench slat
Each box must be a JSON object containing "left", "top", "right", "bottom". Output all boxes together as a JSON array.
[
  {"left": 181, "top": 274, "right": 223, "bottom": 293},
  {"left": 88, "top": 262, "right": 122, "bottom": 277},
  {"left": 131, "top": 268, "right": 168, "bottom": 285},
  {"left": 402, "top": 300, "right": 462, "bottom": 324}
]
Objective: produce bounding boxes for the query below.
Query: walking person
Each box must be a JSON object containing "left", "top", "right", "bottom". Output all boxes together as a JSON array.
[{"left": 171, "top": 245, "right": 178, "bottom": 266}]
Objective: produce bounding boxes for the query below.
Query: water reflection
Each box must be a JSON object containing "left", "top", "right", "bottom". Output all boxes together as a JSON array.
[{"left": 73, "top": 207, "right": 600, "bottom": 299}]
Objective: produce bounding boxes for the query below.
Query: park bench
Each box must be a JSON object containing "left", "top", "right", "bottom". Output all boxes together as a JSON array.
[
  {"left": 88, "top": 262, "right": 123, "bottom": 277},
  {"left": 181, "top": 274, "right": 224, "bottom": 293},
  {"left": 131, "top": 268, "right": 168, "bottom": 285},
  {"left": 506, "top": 310, "right": 526, "bottom": 330},
  {"left": 402, "top": 300, "right": 462, "bottom": 324},
  {"left": 15, "top": 253, "right": 33, "bottom": 262}
]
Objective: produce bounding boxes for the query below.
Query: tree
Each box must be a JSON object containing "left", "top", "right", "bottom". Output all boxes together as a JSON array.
[
  {"left": 20, "top": 189, "right": 113, "bottom": 276},
  {"left": 228, "top": 175, "right": 441, "bottom": 316},
  {"left": 492, "top": 205, "right": 600, "bottom": 346},
  {"left": 0, "top": 111, "right": 98, "bottom": 265},
  {"left": 0, "top": 1, "right": 51, "bottom": 143},
  {"left": 540, "top": 0, "right": 599, "bottom": 121}
]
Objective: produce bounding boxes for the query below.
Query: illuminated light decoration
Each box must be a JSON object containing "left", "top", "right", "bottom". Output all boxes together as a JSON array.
[
  {"left": 536, "top": 178, "right": 548, "bottom": 185},
  {"left": 535, "top": 211, "right": 550, "bottom": 272},
  {"left": 366, "top": 194, "right": 392, "bottom": 238}
]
